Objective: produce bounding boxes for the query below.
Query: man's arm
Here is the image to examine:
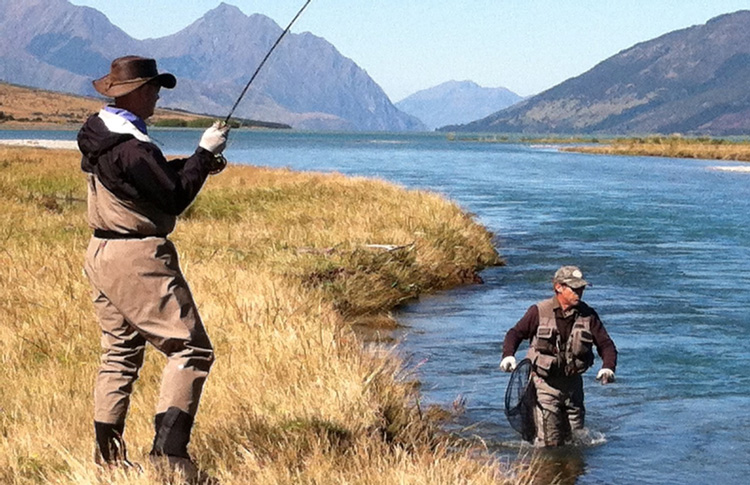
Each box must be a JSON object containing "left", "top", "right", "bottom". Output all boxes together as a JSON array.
[
  {"left": 590, "top": 312, "right": 617, "bottom": 372},
  {"left": 502, "top": 305, "right": 539, "bottom": 358},
  {"left": 123, "top": 141, "right": 215, "bottom": 215}
]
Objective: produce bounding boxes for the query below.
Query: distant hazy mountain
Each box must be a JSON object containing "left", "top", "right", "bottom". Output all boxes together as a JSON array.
[
  {"left": 396, "top": 81, "right": 522, "bottom": 130},
  {"left": 0, "top": 0, "right": 425, "bottom": 131},
  {"left": 444, "top": 10, "right": 750, "bottom": 136}
]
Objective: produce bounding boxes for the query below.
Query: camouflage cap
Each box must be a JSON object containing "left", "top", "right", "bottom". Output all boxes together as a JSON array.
[{"left": 553, "top": 266, "right": 588, "bottom": 288}]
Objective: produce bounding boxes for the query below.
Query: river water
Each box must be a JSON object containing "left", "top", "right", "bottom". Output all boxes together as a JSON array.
[{"left": 4, "top": 129, "right": 749, "bottom": 484}]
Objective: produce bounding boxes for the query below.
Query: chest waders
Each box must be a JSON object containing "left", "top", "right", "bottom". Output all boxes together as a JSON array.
[
  {"left": 83, "top": 128, "right": 214, "bottom": 468},
  {"left": 525, "top": 298, "right": 595, "bottom": 446}
]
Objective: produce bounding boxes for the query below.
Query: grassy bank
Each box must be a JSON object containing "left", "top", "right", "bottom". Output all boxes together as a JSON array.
[
  {"left": 561, "top": 136, "right": 750, "bottom": 161},
  {"left": 0, "top": 147, "right": 539, "bottom": 484}
]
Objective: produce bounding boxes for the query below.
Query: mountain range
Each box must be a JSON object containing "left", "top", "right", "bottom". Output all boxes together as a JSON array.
[
  {"left": 443, "top": 10, "right": 750, "bottom": 136},
  {"left": 0, "top": 0, "right": 424, "bottom": 131},
  {"left": 4, "top": 2, "right": 750, "bottom": 135},
  {"left": 395, "top": 81, "right": 522, "bottom": 131}
]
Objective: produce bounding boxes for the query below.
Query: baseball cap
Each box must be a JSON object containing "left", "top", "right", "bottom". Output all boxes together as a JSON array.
[{"left": 553, "top": 266, "right": 588, "bottom": 288}]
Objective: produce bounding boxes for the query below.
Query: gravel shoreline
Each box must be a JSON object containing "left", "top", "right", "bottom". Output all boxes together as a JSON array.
[
  {"left": 709, "top": 165, "right": 750, "bottom": 172},
  {"left": 0, "top": 139, "right": 78, "bottom": 149},
  {"left": 5, "top": 139, "right": 750, "bottom": 174}
]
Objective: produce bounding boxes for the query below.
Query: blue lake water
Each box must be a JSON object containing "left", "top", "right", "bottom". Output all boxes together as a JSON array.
[{"left": 4, "top": 129, "right": 750, "bottom": 484}]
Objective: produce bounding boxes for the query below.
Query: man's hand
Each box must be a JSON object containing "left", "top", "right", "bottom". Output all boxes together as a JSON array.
[
  {"left": 199, "top": 121, "right": 230, "bottom": 155},
  {"left": 596, "top": 368, "right": 615, "bottom": 384},
  {"left": 500, "top": 356, "right": 517, "bottom": 373}
]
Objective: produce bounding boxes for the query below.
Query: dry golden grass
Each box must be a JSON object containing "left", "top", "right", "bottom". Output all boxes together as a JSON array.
[
  {"left": 562, "top": 136, "right": 750, "bottom": 161},
  {"left": 0, "top": 81, "right": 211, "bottom": 127},
  {"left": 0, "top": 147, "right": 541, "bottom": 484}
]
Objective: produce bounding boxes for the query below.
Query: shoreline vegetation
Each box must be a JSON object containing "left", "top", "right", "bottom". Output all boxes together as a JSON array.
[
  {"left": 0, "top": 145, "right": 551, "bottom": 484},
  {"left": 559, "top": 136, "right": 750, "bottom": 162},
  {"left": 447, "top": 133, "right": 750, "bottom": 162}
]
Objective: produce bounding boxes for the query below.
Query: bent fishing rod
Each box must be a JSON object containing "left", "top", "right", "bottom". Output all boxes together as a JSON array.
[
  {"left": 209, "top": 0, "right": 311, "bottom": 172},
  {"left": 223, "top": 0, "right": 313, "bottom": 124}
]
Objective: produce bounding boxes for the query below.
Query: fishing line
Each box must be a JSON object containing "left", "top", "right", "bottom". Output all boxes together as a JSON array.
[{"left": 224, "top": 0, "right": 313, "bottom": 123}]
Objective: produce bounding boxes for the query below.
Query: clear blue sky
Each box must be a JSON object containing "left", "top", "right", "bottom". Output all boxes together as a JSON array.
[{"left": 69, "top": 1, "right": 750, "bottom": 102}]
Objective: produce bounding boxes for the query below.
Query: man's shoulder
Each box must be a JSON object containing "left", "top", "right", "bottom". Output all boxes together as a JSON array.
[
  {"left": 535, "top": 297, "right": 556, "bottom": 312},
  {"left": 115, "top": 136, "right": 163, "bottom": 159},
  {"left": 577, "top": 301, "right": 599, "bottom": 318}
]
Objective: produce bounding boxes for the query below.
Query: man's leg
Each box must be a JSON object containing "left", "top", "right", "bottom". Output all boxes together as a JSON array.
[
  {"left": 93, "top": 291, "right": 147, "bottom": 424},
  {"left": 564, "top": 375, "right": 586, "bottom": 435},
  {"left": 98, "top": 238, "right": 214, "bottom": 464},
  {"left": 150, "top": 269, "right": 214, "bottom": 420},
  {"left": 91, "top": 290, "right": 146, "bottom": 465},
  {"left": 532, "top": 375, "right": 566, "bottom": 447}
]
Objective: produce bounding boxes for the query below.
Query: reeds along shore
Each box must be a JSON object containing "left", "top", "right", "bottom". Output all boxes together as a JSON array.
[
  {"left": 0, "top": 147, "right": 539, "bottom": 484},
  {"left": 561, "top": 136, "right": 750, "bottom": 161}
]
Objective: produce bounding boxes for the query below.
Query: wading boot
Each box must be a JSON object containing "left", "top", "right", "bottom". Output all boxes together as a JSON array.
[
  {"left": 149, "top": 407, "right": 199, "bottom": 483},
  {"left": 94, "top": 421, "right": 142, "bottom": 472}
]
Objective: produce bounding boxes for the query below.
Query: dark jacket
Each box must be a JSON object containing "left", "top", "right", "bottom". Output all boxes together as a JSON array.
[{"left": 78, "top": 110, "right": 215, "bottom": 235}]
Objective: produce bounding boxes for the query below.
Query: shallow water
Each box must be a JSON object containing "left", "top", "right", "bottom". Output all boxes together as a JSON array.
[{"left": 5, "top": 129, "right": 749, "bottom": 484}]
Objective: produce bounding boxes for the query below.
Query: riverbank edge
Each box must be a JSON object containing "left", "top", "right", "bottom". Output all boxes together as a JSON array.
[
  {"left": 0, "top": 144, "right": 527, "bottom": 484},
  {"left": 559, "top": 137, "right": 750, "bottom": 163}
]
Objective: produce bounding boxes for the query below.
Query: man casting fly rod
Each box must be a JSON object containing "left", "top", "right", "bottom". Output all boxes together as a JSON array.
[
  {"left": 77, "top": 1, "right": 313, "bottom": 479},
  {"left": 78, "top": 55, "right": 228, "bottom": 478}
]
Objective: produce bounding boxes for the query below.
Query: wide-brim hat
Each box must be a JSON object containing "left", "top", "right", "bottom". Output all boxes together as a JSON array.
[{"left": 93, "top": 55, "right": 176, "bottom": 98}]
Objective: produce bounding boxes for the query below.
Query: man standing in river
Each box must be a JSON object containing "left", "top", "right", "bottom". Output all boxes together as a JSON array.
[
  {"left": 500, "top": 266, "right": 618, "bottom": 447},
  {"left": 78, "top": 55, "right": 229, "bottom": 477}
]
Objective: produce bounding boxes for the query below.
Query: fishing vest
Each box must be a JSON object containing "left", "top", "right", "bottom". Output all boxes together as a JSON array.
[{"left": 526, "top": 297, "right": 595, "bottom": 377}]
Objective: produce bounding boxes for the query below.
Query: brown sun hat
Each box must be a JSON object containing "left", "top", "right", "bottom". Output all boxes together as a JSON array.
[{"left": 93, "top": 55, "right": 176, "bottom": 98}]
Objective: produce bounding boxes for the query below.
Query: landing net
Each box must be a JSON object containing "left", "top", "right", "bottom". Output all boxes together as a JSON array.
[{"left": 504, "top": 358, "right": 536, "bottom": 442}]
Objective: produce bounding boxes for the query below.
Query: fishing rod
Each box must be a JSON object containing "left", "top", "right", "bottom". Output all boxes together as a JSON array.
[
  {"left": 209, "top": 0, "right": 311, "bottom": 173},
  {"left": 223, "top": 0, "right": 313, "bottom": 124}
]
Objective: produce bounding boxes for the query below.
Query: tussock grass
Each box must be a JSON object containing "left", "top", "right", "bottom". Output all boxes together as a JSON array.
[
  {"left": 562, "top": 136, "right": 750, "bottom": 161},
  {"left": 0, "top": 147, "right": 535, "bottom": 484}
]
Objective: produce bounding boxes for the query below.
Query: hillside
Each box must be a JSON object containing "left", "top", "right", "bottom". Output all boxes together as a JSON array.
[
  {"left": 0, "top": 0, "right": 424, "bottom": 131},
  {"left": 0, "top": 81, "right": 214, "bottom": 127},
  {"left": 444, "top": 10, "right": 750, "bottom": 136},
  {"left": 396, "top": 81, "right": 522, "bottom": 131}
]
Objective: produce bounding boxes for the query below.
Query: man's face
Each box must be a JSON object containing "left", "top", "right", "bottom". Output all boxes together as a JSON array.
[
  {"left": 555, "top": 283, "right": 584, "bottom": 309},
  {"left": 138, "top": 83, "right": 161, "bottom": 119}
]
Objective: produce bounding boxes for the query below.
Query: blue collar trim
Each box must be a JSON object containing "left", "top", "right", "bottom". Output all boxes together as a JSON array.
[{"left": 103, "top": 106, "right": 148, "bottom": 135}]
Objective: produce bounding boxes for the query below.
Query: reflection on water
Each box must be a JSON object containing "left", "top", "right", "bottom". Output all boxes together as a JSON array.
[
  {"left": 489, "top": 445, "right": 587, "bottom": 485},
  {"left": 532, "top": 448, "right": 587, "bottom": 485}
]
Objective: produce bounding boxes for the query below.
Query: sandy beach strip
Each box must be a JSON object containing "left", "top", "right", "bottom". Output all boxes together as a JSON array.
[{"left": 0, "top": 139, "right": 78, "bottom": 150}]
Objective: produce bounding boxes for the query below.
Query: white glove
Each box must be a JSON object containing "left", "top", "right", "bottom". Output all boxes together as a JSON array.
[
  {"left": 500, "top": 356, "right": 517, "bottom": 373},
  {"left": 596, "top": 368, "right": 615, "bottom": 384},
  {"left": 199, "top": 121, "right": 230, "bottom": 154}
]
